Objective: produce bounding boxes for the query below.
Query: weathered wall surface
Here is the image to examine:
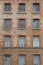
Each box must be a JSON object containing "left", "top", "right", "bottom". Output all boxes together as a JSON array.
[{"left": 0, "top": 0, "right": 43, "bottom": 65}]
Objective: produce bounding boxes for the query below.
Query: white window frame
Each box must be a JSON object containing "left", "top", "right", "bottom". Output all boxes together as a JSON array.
[
  {"left": 19, "top": 36, "right": 25, "bottom": 47},
  {"left": 19, "top": 55, "right": 25, "bottom": 65},
  {"left": 33, "top": 36, "right": 39, "bottom": 47},
  {"left": 33, "top": 55, "right": 40, "bottom": 65},
  {"left": 4, "top": 55, "right": 10, "bottom": 65},
  {"left": 5, "top": 36, "right": 11, "bottom": 47},
  {"left": 19, "top": 19, "right": 25, "bottom": 29},
  {"left": 33, "top": 19, "right": 39, "bottom": 29}
]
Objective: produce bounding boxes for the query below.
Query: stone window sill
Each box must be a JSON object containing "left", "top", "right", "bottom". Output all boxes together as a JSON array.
[
  {"left": 32, "top": 11, "right": 39, "bottom": 14},
  {"left": 17, "top": 12, "right": 27, "bottom": 14},
  {"left": 32, "top": 28, "right": 40, "bottom": 30},
  {"left": 18, "top": 28, "right": 26, "bottom": 30},
  {"left": 3, "top": 11, "right": 12, "bottom": 14},
  {"left": 4, "top": 28, "right": 11, "bottom": 30}
]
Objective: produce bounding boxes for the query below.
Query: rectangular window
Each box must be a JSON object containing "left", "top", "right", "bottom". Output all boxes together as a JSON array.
[
  {"left": 4, "top": 55, "right": 10, "bottom": 65},
  {"left": 33, "top": 3, "right": 39, "bottom": 13},
  {"left": 19, "top": 36, "right": 25, "bottom": 47},
  {"left": 19, "top": 3, "right": 25, "bottom": 12},
  {"left": 5, "top": 36, "right": 11, "bottom": 47},
  {"left": 33, "top": 55, "right": 40, "bottom": 65},
  {"left": 33, "top": 19, "right": 39, "bottom": 29},
  {"left": 19, "top": 19, "right": 25, "bottom": 29},
  {"left": 5, "top": 3, "right": 11, "bottom": 12},
  {"left": 33, "top": 36, "right": 39, "bottom": 47},
  {"left": 19, "top": 55, "right": 25, "bottom": 65},
  {"left": 5, "top": 19, "right": 11, "bottom": 29}
]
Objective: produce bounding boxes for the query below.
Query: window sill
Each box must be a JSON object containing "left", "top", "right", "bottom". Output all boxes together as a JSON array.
[
  {"left": 18, "top": 28, "right": 26, "bottom": 30},
  {"left": 19, "top": 47, "right": 25, "bottom": 48},
  {"left": 4, "top": 47, "right": 11, "bottom": 49},
  {"left": 17, "top": 12, "right": 27, "bottom": 14},
  {"left": 33, "top": 47, "right": 39, "bottom": 48},
  {"left": 32, "top": 11, "right": 39, "bottom": 14},
  {"left": 4, "top": 28, "right": 11, "bottom": 30},
  {"left": 3, "top": 12, "right": 12, "bottom": 14},
  {"left": 32, "top": 28, "right": 40, "bottom": 30}
]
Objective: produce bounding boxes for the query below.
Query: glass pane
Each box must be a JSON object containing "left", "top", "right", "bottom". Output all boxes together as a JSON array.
[
  {"left": 5, "top": 37, "right": 11, "bottom": 47},
  {"left": 34, "top": 55, "right": 40, "bottom": 65},
  {"left": 5, "top": 4, "right": 11, "bottom": 11},
  {"left": 33, "top": 37, "right": 39, "bottom": 47},
  {"left": 19, "top": 55, "right": 25, "bottom": 65},
  {"left": 33, "top": 4, "right": 39, "bottom": 11},
  {"left": 5, "top": 19, "right": 11, "bottom": 28},
  {"left": 33, "top": 19, "right": 39, "bottom": 29},
  {"left": 19, "top": 4, "right": 25, "bottom": 12},
  {"left": 4, "top": 56, "right": 10, "bottom": 65},
  {"left": 19, "top": 20, "right": 25, "bottom": 28},
  {"left": 19, "top": 36, "right": 25, "bottom": 47}
]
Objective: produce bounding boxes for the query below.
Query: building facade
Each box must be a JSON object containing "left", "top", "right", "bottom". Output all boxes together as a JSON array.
[{"left": 0, "top": 0, "right": 43, "bottom": 65}]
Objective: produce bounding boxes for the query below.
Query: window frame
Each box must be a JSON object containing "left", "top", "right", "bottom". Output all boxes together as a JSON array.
[
  {"left": 18, "top": 19, "right": 25, "bottom": 29},
  {"left": 19, "top": 55, "right": 25, "bottom": 65},
  {"left": 4, "top": 55, "right": 11, "bottom": 65},
  {"left": 4, "top": 36, "right": 11, "bottom": 48},
  {"left": 32, "top": 19, "right": 40, "bottom": 29},
  {"left": 18, "top": 36, "right": 26, "bottom": 48},
  {"left": 4, "top": 3, "right": 11, "bottom": 12},
  {"left": 4, "top": 19, "right": 11, "bottom": 30},
  {"left": 33, "top": 36, "right": 40, "bottom": 47},
  {"left": 33, "top": 3, "right": 40, "bottom": 13},
  {"left": 19, "top": 3, "right": 25, "bottom": 12},
  {"left": 33, "top": 54, "right": 40, "bottom": 65}
]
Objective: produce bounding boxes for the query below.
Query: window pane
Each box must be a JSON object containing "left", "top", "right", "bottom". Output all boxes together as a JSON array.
[
  {"left": 33, "top": 36, "right": 39, "bottom": 47},
  {"left": 33, "top": 3, "right": 39, "bottom": 12},
  {"left": 33, "top": 55, "right": 40, "bottom": 65},
  {"left": 19, "top": 4, "right": 25, "bottom": 12},
  {"left": 4, "top": 55, "right": 10, "bottom": 65},
  {"left": 5, "top": 36, "right": 11, "bottom": 47},
  {"left": 19, "top": 36, "right": 25, "bottom": 47},
  {"left": 5, "top": 19, "right": 11, "bottom": 29},
  {"left": 5, "top": 3, "right": 11, "bottom": 11},
  {"left": 19, "top": 19, "right": 25, "bottom": 28},
  {"left": 33, "top": 19, "right": 39, "bottom": 29},
  {"left": 19, "top": 55, "right": 25, "bottom": 65}
]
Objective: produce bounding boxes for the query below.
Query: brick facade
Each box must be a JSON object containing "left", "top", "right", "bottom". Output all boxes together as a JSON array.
[{"left": 0, "top": 0, "right": 43, "bottom": 65}]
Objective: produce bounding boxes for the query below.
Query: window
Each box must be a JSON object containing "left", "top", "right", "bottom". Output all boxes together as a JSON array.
[
  {"left": 19, "top": 19, "right": 25, "bottom": 29},
  {"left": 19, "top": 55, "right": 25, "bottom": 65},
  {"left": 33, "top": 19, "right": 39, "bottom": 29},
  {"left": 4, "top": 55, "right": 10, "bottom": 65},
  {"left": 19, "top": 36, "right": 25, "bottom": 47},
  {"left": 5, "top": 3, "right": 11, "bottom": 12},
  {"left": 19, "top": 3, "right": 25, "bottom": 12},
  {"left": 33, "top": 3, "right": 39, "bottom": 13},
  {"left": 33, "top": 36, "right": 39, "bottom": 47},
  {"left": 5, "top": 36, "right": 11, "bottom": 47},
  {"left": 33, "top": 55, "right": 40, "bottom": 65},
  {"left": 4, "top": 19, "right": 11, "bottom": 29}
]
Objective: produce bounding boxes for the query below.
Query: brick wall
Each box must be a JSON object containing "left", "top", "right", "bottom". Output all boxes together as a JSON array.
[{"left": 0, "top": 0, "right": 43, "bottom": 65}]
